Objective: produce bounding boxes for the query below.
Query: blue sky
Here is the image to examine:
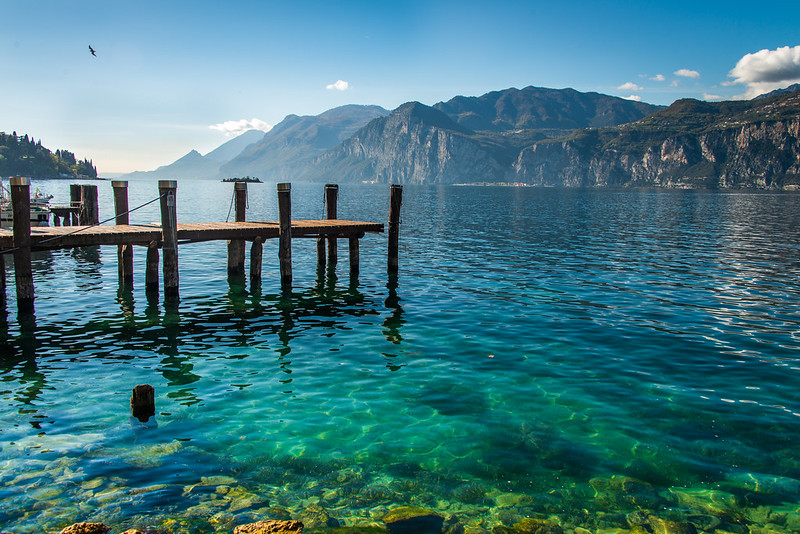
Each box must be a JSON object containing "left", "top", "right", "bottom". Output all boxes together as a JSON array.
[{"left": 2, "top": 0, "right": 799, "bottom": 174}]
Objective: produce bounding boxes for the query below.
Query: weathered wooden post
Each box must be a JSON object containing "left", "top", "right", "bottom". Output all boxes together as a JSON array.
[
  {"left": 277, "top": 183, "right": 292, "bottom": 291},
  {"left": 145, "top": 241, "right": 160, "bottom": 294},
  {"left": 250, "top": 236, "right": 263, "bottom": 283},
  {"left": 325, "top": 184, "right": 338, "bottom": 266},
  {"left": 130, "top": 384, "right": 155, "bottom": 423},
  {"left": 388, "top": 184, "right": 403, "bottom": 274},
  {"left": 10, "top": 177, "right": 34, "bottom": 312},
  {"left": 316, "top": 183, "right": 339, "bottom": 269},
  {"left": 70, "top": 184, "right": 81, "bottom": 226},
  {"left": 79, "top": 185, "right": 99, "bottom": 225},
  {"left": 158, "top": 181, "right": 179, "bottom": 297},
  {"left": 228, "top": 182, "right": 247, "bottom": 276},
  {"left": 112, "top": 181, "right": 134, "bottom": 287},
  {"left": 349, "top": 236, "right": 360, "bottom": 279}
]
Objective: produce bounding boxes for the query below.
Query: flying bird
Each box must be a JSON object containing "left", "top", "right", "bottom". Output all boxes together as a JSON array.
[{"left": 89, "top": 45, "right": 96, "bottom": 57}]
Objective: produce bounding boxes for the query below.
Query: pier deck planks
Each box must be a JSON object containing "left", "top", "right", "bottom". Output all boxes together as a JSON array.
[{"left": 0, "top": 219, "right": 383, "bottom": 250}]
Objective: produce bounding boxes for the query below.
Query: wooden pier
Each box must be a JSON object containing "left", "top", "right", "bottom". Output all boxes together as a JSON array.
[{"left": 0, "top": 178, "right": 403, "bottom": 312}]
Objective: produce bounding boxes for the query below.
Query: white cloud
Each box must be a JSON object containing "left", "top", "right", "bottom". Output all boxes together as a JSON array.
[
  {"left": 210, "top": 118, "right": 272, "bottom": 137},
  {"left": 623, "top": 94, "right": 643, "bottom": 102},
  {"left": 326, "top": 80, "right": 350, "bottom": 91},
  {"left": 703, "top": 93, "right": 723, "bottom": 101},
  {"left": 651, "top": 74, "right": 666, "bottom": 82},
  {"left": 728, "top": 45, "right": 800, "bottom": 98},
  {"left": 674, "top": 68, "right": 701, "bottom": 78},
  {"left": 618, "top": 81, "right": 643, "bottom": 91},
  {"left": 670, "top": 80, "right": 680, "bottom": 87}
]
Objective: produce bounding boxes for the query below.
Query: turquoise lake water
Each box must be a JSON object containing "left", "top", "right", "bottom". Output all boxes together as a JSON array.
[{"left": 1, "top": 180, "right": 799, "bottom": 533}]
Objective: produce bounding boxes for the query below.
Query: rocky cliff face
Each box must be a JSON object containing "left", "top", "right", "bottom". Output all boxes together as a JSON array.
[
  {"left": 317, "top": 88, "right": 800, "bottom": 189},
  {"left": 316, "top": 102, "right": 510, "bottom": 184},
  {"left": 514, "top": 116, "right": 800, "bottom": 189}
]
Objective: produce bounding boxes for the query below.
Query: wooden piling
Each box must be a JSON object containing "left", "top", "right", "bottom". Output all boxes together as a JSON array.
[
  {"left": 228, "top": 182, "right": 247, "bottom": 276},
  {"left": 159, "top": 181, "right": 179, "bottom": 296},
  {"left": 325, "top": 184, "right": 338, "bottom": 266},
  {"left": 277, "top": 183, "right": 292, "bottom": 291},
  {"left": 250, "top": 236, "right": 263, "bottom": 283},
  {"left": 145, "top": 241, "right": 160, "bottom": 293},
  {"left": 112, "top": 181, "right": 134, "bottom": 287},
  {"left": 388, "top": 184, "right": 403, "bottom": 274},
  {"left": 10, "top": 177, "right": 34, "bottom": 312},
  {"left": 70, "top": 184, "right": 81, "bottom": 225},
  {"left": 130, "top": 384, "right": 155, "bottom": 423},
  {"left": 316, "top": 233, "right": 326, "bottom": 269},
  {"left": 80, "top": 185, "right": 99, "bottom": 225},
  {"left": 349, "top": 237, "right": 360, "bottom": 279}
]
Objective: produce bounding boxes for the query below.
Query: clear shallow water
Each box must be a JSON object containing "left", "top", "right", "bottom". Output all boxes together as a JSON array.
[{"left": 1, "top": 181, "right": 800, "bottom": 533}]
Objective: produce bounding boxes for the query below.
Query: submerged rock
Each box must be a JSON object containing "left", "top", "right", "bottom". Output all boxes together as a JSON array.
[
  {"left": 510, "top": 517, "right": 564, "bottom": 534},
  {"left": 233, "top": 520, "right": 304, "bottom": 534},
  {"left": 59, "top": 523, "right": 111, "bottom": 534},
  {"left": 668, "top": 487, "right": 738, "bottom": 517},
  {"left": 626, "top": 510, "right": 651, "bottom": 527},
  {"left": 298, "top": 502, "right": 339, "bottom": 529},
  {"left": 686, "top": 514, "right": 721, "bottom": 531},
  {"left": 649, "top": 516, "right": 698, "bottom": 534},
  {"left": 590, "top": 475, "right": 661, "bottom": 508},
  {"left": 383, "top": 506, "right": 445, "bottom": 534}
]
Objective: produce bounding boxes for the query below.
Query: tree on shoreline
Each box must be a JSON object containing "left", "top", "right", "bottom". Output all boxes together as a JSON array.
[{"left": 0, "top": 131, "right": 97, "bottom": 178}]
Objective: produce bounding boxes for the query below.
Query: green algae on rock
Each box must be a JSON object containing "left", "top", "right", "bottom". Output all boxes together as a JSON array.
[
  {"left": 233, "top": 520, "right": 304, "bottom": 534},
  {"left": 58, "top": 523, "right": 110, "bottom": 534}
]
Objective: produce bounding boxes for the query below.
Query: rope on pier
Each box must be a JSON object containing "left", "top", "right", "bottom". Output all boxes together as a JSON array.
[
  {"left": 0, "top": 192, "right": 167, "bottom": 255},
  {"left": 225, "top": 186, "right": 248, "bottom": 223}
]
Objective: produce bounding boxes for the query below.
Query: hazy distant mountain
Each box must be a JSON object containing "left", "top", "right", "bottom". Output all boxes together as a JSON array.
[
  {"left": 122, "top": 129, "right": 264, "bottom": 180},
  {"left": 205, "top": 129, "right": 266, "bottom": 162},
  {"left": 220, "top": 105, "right": 389, "bottom": 180}
]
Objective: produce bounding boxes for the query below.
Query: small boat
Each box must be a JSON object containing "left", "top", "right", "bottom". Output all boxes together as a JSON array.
[{"left": 0, "top": 180, "right": 52, "bottom": 228}]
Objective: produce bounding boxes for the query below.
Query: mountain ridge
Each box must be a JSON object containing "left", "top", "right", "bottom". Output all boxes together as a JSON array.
[{"left": 121, "top": 84, "right": 800, "bottom": 189}]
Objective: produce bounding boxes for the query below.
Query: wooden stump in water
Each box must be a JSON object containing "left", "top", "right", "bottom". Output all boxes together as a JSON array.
[
  {"left": 228, "top": 182, "right": 247, "bottom": 276},
  {"left": 130, "top": 384, "right": 155, "bottom": 422},
  {"left": 277, "top": 183, "right": 292, "bottom": 291},
  {"left": 388, "top": 184, "right": 403, "bottom": 274},
  {"left": 112, "top": 181, "right": 134, "bottom": 287},
  {"left": 159, "top": 181, "right": 179, "bottom": 297}
]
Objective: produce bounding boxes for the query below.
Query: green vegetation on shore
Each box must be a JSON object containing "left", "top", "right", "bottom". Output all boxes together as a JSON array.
[{"left": 0, "top": 131, "right": 97, "bottom": 179}]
